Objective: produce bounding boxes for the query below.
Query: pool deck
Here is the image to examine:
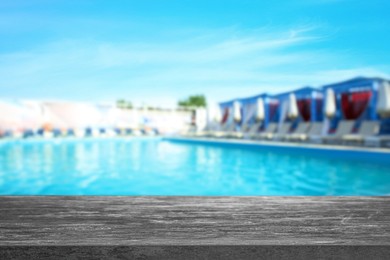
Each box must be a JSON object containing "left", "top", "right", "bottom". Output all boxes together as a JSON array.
[
  {"left": 166, "top": 136, "right": 390, "bottom": 153},
  {"left": 1, "top": 196, "right": 390, "bottom": 259}
]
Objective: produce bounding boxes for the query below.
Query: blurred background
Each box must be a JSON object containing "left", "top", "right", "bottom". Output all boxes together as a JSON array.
[{"left": 0, "top": 0, "right": 389, "bottom": 138}]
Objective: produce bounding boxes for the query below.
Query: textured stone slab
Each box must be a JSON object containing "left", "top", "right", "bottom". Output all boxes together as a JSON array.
[
  {"left": 1, "top": 245, "right": 390, "bottom": 260},
  {"left": 1, "top": 196, "right": 390, "bottom": 259}
]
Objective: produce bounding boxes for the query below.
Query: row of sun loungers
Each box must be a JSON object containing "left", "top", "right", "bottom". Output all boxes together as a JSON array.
[
  {"left": 190, "top": 120, "right": 390, "bottom": 148},
  {"left": 0, "top": 127, "right": 159, "bottom": 139}
]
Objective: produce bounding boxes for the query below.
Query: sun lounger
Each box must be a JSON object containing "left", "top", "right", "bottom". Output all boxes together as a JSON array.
[
  {"left": 140, "top": 126, "right": 155, "bottom": 136},
  {"left": 52, "top": 129, "right": 62, "bottom": 137},
  {"left": 180, "top": 125, "right": 196, "bottom": 137},
  {"left": 304, "top": 122, "right": 325, "bottom": 143},
  {"left": 211, "top": 122, "right": 235, "bottom": 138},
  {"left": 43, "top": 130, "right": 54, "bottom": 138},
  {"left": 9, "top": 130, "right": 23, "bottom": 139},
  {"left": 186, "top": 121, "right": 219, "bottom": 137},
  {"left": 2, "top": 130, "right": 13, "bottom": 138},
  {"left": 365, "top": 135, "right": 390, "bottom": 148},
  {"left": 133, "top": 128, "right": 143, "bottom": 136},
  {"left": 99, "top": 128, "right": 106, "bottom": 136},
  {"left": 322, "top": 120, "right": 355, "bottom": 144},
  {"left": 85, "top": 128, "right": 93, "bottom": 137},
  {"left": 272, "top": 122, "right": 293, "bottom": 141},
  {"left": 341, "top": 121, "right": 380, "bottom": 145},
  {"left": 284, "top": 122, "right": 311, "bottom": 142},
  {"left": 244, "top": 122, "right": 262, "bottom": 139},
  {"left": 184, "top": 121, "right": 221, "bottom": 138},
  {"left": 226, "top": 122, "right": 262, "bottom": 139},
  {"left": 58, "top": 129, "right": 68, "bottom": 137},
  {"left": 105, "top": 129, "right": 116, "bottom": 137},
  {"left": 364, "top": 124, "right": 390, "bottom": 148},
  {"left": 91, "top": 128, "right": 101, "bottom": 137},
  {"left": 23, "top": 129, "right": 35, "bottom": 138},
  {"left": 254, "top": 123, "right": 278, "bottom": 140},
  {"left": 225, "top": 123, "right": 248, "bottom": 138},
  {"left": 74, "top": 129, "right": 86, "bottom": 138}
]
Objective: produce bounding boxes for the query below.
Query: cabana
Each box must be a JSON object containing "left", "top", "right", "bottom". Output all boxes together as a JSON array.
[
  {"left": 272, "top": 87, "right": 324, "bottom": 124},
  {"left": 322, "top": 77, "right": 383, "bottom": 133},
  {"left": 238, "top": 94, "right": 280, "bottom": 132},
  {"left": 205, "top": 104, "right": 222, "bottom": 132},
  {"left": 218, "top": 99, "right": 238, "bottom": 131},
  {"left": 210, "top": 99, "right": 241, "bottom": 138}
]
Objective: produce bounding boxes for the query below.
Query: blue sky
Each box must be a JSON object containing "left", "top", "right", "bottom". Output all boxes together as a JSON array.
[{"left": 0, "top": 0, "right": 389, "bottom": 107}]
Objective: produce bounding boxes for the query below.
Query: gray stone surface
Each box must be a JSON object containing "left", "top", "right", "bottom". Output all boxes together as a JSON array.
[
  {"left": 1, "top": 246, "right": 390, "bottom": 260},
  {"left": 1, "top": 196, "right": 390, "bottom": 259}
]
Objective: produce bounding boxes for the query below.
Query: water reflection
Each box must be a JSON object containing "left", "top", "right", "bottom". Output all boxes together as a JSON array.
[{"left": 0, "top": 139, "right": 389, "bottom": 195}]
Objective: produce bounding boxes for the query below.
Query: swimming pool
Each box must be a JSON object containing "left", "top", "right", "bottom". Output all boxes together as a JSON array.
[{"left": 0, "top": 137, "right": 389, "bottom": 195}]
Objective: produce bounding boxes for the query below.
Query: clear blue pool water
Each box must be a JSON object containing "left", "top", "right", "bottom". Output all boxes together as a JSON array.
[{"left": 0, "top": 137, "right": 390, "bottom": 195}]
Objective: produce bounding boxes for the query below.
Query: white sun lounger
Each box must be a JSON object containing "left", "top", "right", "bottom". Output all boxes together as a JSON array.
[
  {"left": 272, "top": 122, "right": 292, "bottom": 141},
  {"left": 254, "top": 123, "right": 278, "bottom": 140},
  {"left": 227, "top": 122, "right": 263, "bottom": 139},
  {"left": 211, "top": 121, "right": 236, "bottom": 138},
  {"left": 105, "top": 128, "right": 117, "bottom": 137},
  {"left": 183, "top": 123, "right": 212, "bottom": 137},
  {"left": 244, "top": 122, "right": 262, "bottom": 139},
  {"left": 74, "top": 129, "right": 86, "bottom": 138},
  {"left": 284, "top": 122, "right": 311, "bottom": 141},
  {"left": 342, "top": 121, "right": 380, "bottom": 145},
  {"left": 91, "top": 128, "right": 101, "bottom": 137},
  {"left": 226, "top": 123, "right": 248, "bottom": 138},
  {"left": 185, "top": 121, "right": 223, "bottom": 138},
  {"left": 322, "top": 120, "right": 355, "bottom": 145},
  {"left": 364, "top": 135, "right": 390, "bottom": 148},
  {"left": 224, "top": 123, "right": 248, "bottom": 138}
]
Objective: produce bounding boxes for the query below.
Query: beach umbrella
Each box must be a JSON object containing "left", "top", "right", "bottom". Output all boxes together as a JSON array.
[
  {"left": 325, "top": 88, "right": 336, "bottom": 118},
  {"left": 233, "top": 101, "right": 241, "bottom": 123},
  {"left": 255, "top": 98, "right": 265, "bottom": 122},
  {"left": 377, "top": 81, "right": 390, "bottom": 118},
  {"left": 287, "top": 93, "right": 298, "bottom": 120}
]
